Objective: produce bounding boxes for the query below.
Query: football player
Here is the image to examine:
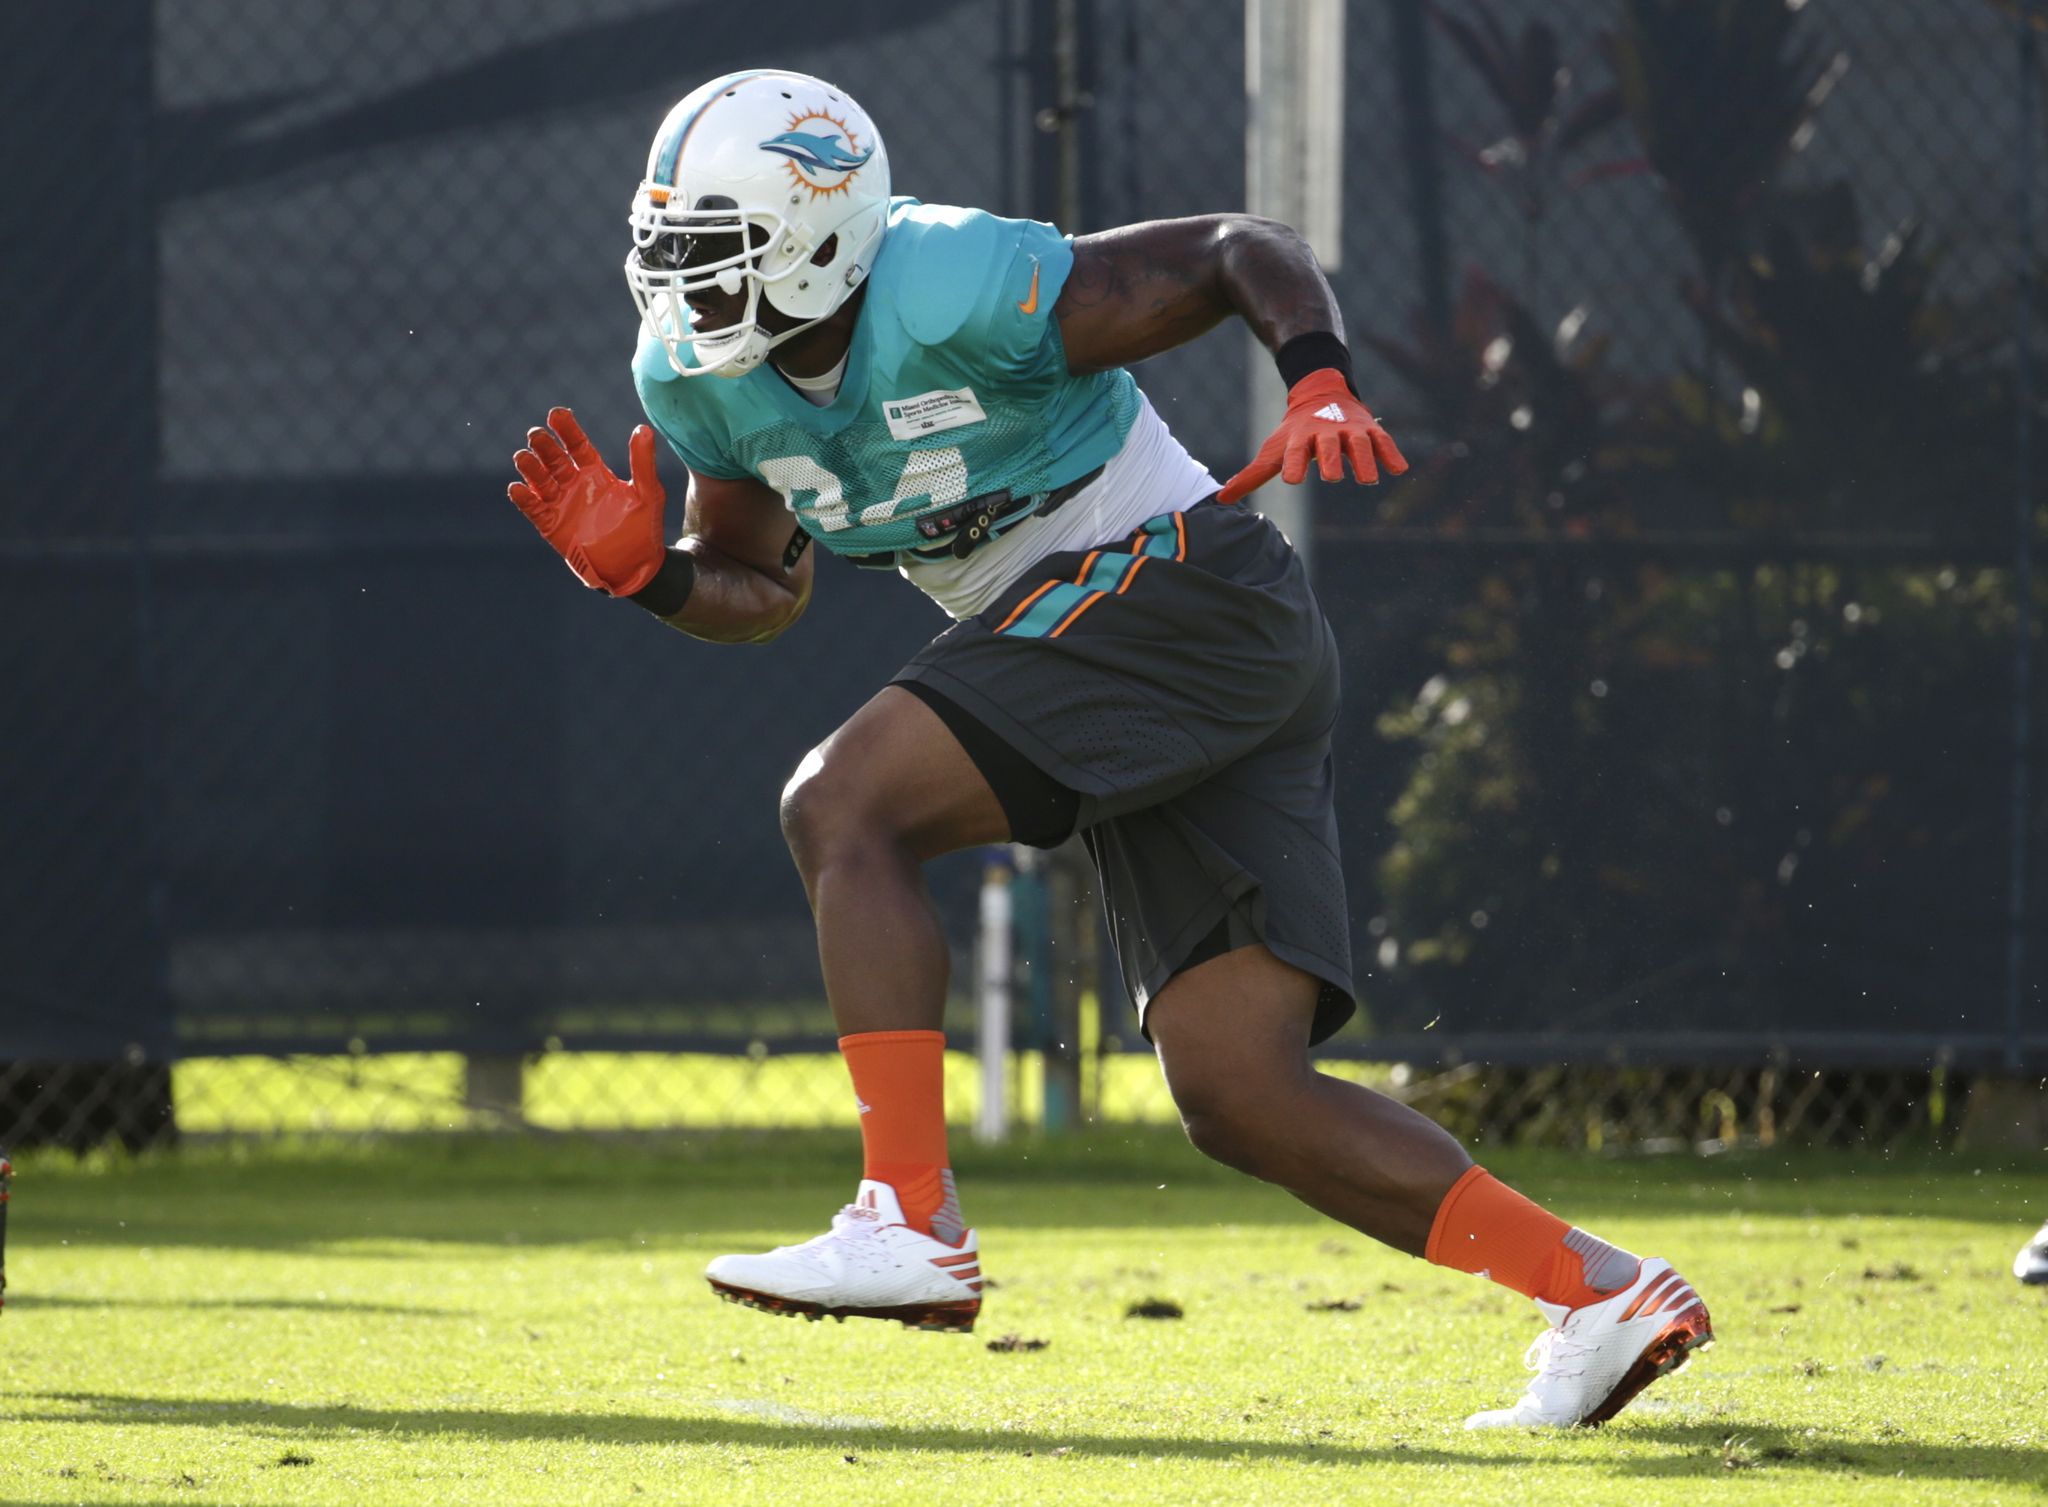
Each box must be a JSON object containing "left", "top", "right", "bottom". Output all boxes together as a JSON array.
[{"left": 506, "top": 69, "right": 1713, "bottom": 1428}]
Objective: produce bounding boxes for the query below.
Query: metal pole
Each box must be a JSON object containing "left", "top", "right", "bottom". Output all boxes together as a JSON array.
[
  {"left": 1390, "top": 0, "right": 1450, "bottom": 341},
  {"left": 463, "top": 1055, "right": 526, "bottom": 1126},
  {"left": 976, "top": 854, "right": 1014, "bottom": 1143},
  {"left": 0, "top": 1150, "right": 11, "bottom": 1314},
  {"left": 2006, "top": 4, "right": 2040, "bottom": 1073},
  {"left": 1041, "top": 841, "right": 1093, "bottom": 1131},
  {"left": 129, "top": 4, "right": 175, "bottom": 1089},
  {"left": 1055, "top": 0, "right": 1081, "bottom": 231},
  {"left": 1034, "top": 0, "right": 1091, "bottom": 233},
  {"left": 1245, "top": 0, "right": 1346, "bottom": 575}
]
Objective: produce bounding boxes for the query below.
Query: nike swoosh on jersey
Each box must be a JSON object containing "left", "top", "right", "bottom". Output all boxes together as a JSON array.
[{"left": 1017, "top": 261, "right": 1041, "bottom": 315}]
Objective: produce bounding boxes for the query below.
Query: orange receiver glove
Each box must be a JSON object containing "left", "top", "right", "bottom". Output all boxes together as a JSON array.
[
  {"left": 507, "top": 407, "right": 667, "bottom": 596},
  {"left": 1217, "top": 368, "right": 1408, "bottom": 504}
]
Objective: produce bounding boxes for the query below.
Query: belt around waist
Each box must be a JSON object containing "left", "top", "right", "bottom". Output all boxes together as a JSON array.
[{"left": 842, "top": 465, "right": 1107, "bottom": 570}]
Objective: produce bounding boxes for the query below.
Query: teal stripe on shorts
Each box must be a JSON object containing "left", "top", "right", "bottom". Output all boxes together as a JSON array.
[
  {"left": 1003, "top": 581, "right": 1091, "bottom": 640},
  {"left": 1136, "top": 513, "right": 1184, "bottom": 559}
]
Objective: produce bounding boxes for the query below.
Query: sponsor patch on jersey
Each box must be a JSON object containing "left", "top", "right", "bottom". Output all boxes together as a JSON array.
[{"left": 883, "top": 387, "right": 989, "bottom": 441}]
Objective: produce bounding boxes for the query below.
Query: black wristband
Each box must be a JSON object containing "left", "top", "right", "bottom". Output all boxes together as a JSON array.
[
  {"left": 629, "top": 547, "right": 697, "bottom": 618},
  {"left": 1274, "top": 331, "right": 1357, "bottom": 396}
]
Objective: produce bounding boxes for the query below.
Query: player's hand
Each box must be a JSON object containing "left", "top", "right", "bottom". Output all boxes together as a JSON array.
[
  {"left": 507, "top": 407, "right": 667, "bottom": 596},
  {"left": 1217, "top": 369, "right": 1407, "bottom": 504}
]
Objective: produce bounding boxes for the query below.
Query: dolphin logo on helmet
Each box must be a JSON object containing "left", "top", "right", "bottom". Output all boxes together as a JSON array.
[
  {"left": 760, "top": 110, "right": 876, "bottom": 200},
  {"left": 759, "top": 130, "right": 875, "bottom": 177}
]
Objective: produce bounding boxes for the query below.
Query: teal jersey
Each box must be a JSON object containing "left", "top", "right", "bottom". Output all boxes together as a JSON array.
[{"left": 633, "top": 198, "right": 1141, "bottom": 557}]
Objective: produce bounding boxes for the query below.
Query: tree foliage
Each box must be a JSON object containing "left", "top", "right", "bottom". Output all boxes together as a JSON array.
[{"left": 1364, "top": 0, "right": 2037, "bottom": 1038}]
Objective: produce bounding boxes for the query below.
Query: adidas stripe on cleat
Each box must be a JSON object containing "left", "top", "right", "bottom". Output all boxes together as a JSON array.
[
  {"left": 705, "top": 1179, "right": 983, "bottom": 1334},
  {"left": 1464, "top": 1257, "right": 1713, "bottom": 1429}
]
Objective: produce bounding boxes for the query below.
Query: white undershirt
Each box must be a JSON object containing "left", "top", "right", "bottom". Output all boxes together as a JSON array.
[
  {"left": 777, "top": 352, "right": 848, "bottom": 407},
  {"left": 901, "top": 392, "right": 1218, "bottom": 620}
]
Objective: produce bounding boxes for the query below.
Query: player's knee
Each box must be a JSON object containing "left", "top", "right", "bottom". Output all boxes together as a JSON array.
[
  {"left": 778, "top": 743, "right": 890, "bottom": 873},
  {"left": 1178, "top": 1101, "right": 1267, "bottom": 1175},
  {"left": 1161, "top": 1031, "right": 1314, "bottom": 1178},
  {"left": 1167, "top": 1072, "right": 1275, "bottom": 1176},
  {"left": 778, "top": 747, "right": 833, "bottom": 867}
]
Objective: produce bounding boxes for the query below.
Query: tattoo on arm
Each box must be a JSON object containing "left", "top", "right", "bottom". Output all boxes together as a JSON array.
[{"left": 1056, "top": 226, "right": 1227, "bottom": 371}]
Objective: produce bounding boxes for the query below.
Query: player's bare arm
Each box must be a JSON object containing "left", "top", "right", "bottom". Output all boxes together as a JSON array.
[
  {"left": 506, "top": 406, "right": 810, "bottom": 646},
  {"left": 1055, "top": 214, "right": 1342, "bottom": 371},
  {"left": 1055, "top": 215, "right": 1408, "bottom": 499},
  {"left": 665, "top": 468, "right": 813, "bottom": 645}
]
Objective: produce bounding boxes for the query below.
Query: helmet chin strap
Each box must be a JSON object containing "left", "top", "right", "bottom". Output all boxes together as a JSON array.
[
  {"left": 695, "top": 278, "right": 837, "bottom": 379},
  {"left": 760, "top": 312, "right": 837, "bottom": 363},
  {"left": 694, "top": 313, "right": 834, "bottom": 379}
]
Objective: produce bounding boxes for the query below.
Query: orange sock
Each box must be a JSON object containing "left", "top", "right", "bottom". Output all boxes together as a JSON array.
[
  {"left": 839, "top": 1030, "right": 964, "bottom": 1245},
  {"left": 1425, "top": 1166, "right": 1639, "bottom": 1311}
]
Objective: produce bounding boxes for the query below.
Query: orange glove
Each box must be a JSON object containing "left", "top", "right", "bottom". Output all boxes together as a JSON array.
[
  {"left": 1217, "top": 368, "right": 1408, "bottom": 504},
  {"left": 507, "top": 407, "right": 667, "bottom": 596}
]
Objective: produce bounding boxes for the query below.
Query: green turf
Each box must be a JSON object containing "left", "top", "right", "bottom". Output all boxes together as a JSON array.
[{"left": 2, "top": 1132, "right": 2044, "bottom": 1505}]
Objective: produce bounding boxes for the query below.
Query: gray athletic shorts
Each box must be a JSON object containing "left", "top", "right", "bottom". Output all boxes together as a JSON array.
[{"left": 893, "top": 498, "right": 1355, "bottom": 1044}]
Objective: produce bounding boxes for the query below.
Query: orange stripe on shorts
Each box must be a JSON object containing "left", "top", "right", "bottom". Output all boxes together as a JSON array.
[
  {"left": 1047, "top": 591, "right": 1106, "bottom": 638},
  {"left": 994, "top": 579, "right": 1060, "bottom": 633}
]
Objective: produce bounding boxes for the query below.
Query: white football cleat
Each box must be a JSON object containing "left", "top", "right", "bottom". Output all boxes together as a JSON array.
[
  {"left": 1465, "top": 1257, "right": 1713, "bottom": 1429},
  {"left": 2015, "top": 1221, "right": 2048, "bottom": 1285},
  {"left": 705, "top": 1179, "right": 983, "bottom": 1333}
]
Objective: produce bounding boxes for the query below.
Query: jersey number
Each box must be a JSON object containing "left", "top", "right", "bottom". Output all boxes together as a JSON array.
[{"left": 757, "top": 448, "right": 968, "bottom": 532}]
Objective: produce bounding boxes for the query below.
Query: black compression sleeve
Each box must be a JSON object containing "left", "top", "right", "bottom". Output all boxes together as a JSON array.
[
  {"left": 629, "top": 547, "right": 697, "bottom": 618},
  {"left": 1274, "top": 331, "right": 1357, "bottom": 396}
]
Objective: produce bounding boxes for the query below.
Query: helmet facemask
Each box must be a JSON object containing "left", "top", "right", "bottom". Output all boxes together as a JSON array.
[{"left": 626, "top": 198, "right": 828, "bottom": 378}]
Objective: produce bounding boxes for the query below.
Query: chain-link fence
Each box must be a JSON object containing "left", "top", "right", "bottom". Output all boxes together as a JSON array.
[
  {"left": 1303, "top": 0, "right": 2048, "bottom": 1071},
  {"left": 6, "top": 0, "right": 2046, "bottom": 1148},
  {"left": 0, "top": 1052, "right": 1999, "bottom": 1154}
]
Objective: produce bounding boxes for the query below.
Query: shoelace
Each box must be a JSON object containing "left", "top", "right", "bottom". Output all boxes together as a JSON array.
[
  {"left": 1523, "top": 1325, "right": 1595, "bottom": 1375},
  {"left": 769, "top": 1204, "right": 883, "bottom": 1260},
  {"left": 829, "top": 1204, "right": 884, "bottom": 1236}
]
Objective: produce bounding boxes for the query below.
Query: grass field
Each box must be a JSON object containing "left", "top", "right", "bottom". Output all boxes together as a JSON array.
[{"left": 2, "top": 1131, "right": 2045, "bottom": 1506}]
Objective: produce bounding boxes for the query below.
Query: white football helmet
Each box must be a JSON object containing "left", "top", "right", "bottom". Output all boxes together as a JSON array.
[{"left": 626, "top": 69, "right": 891, "bottom": 378}]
